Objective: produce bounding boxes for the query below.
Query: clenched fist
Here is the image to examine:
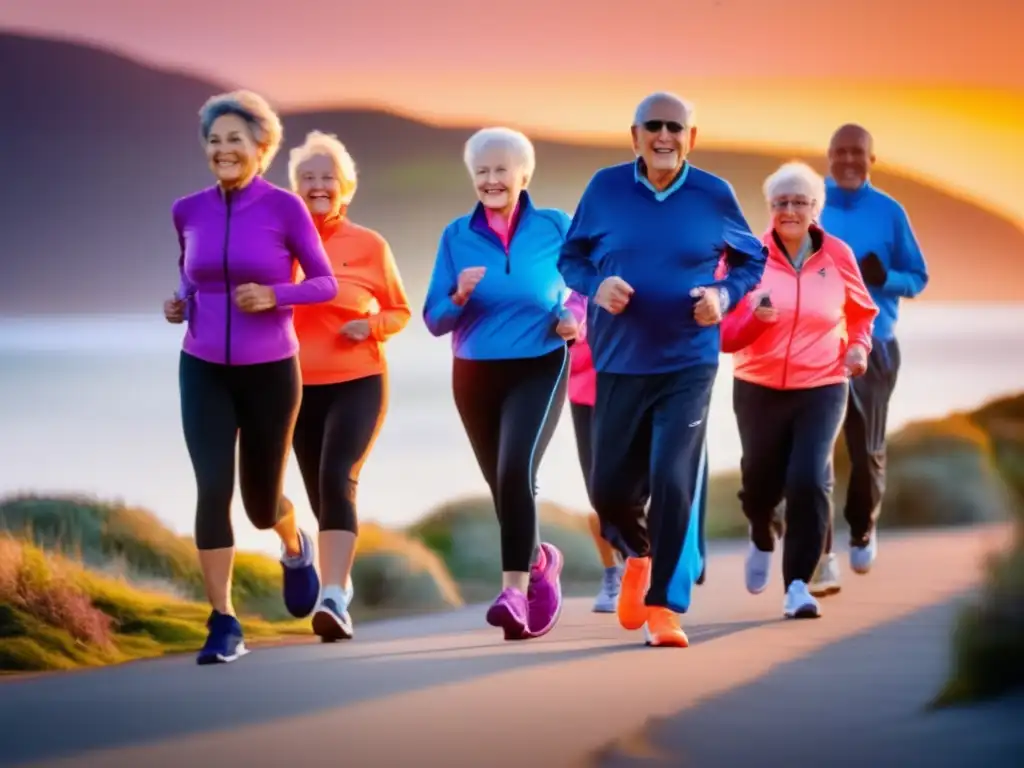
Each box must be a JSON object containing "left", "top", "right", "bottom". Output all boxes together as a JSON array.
[
  {"left": 453, "top": 267, "right": 486, "bottom": 306},
  {"left": 594, "top": 276, "right": 634, "bottom": 315},
  {"left": 234, "top": 283, "right": 277, "bottom": 313},
  {"left": 691, "top": 286, "right": 726, "bottom": 327},
  {"left": 163, "top": 296, "right": 186, "bottom": 324},
  {"left": 845, "top": 344, "right": 868, "bottom": 377}
]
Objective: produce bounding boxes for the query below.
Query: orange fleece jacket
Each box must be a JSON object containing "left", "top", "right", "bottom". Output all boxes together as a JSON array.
[{"left": 292, "top": 216, "right": 411, "bottom": 385}]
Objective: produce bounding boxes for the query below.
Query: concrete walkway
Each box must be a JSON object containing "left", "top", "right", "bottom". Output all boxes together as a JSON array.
[{"left": 0, "top": 525, "right": 1020, "bottom": 767}]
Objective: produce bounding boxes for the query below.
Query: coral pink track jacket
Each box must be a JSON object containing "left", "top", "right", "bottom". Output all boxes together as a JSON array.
[{"left": 721, "top": 226, "right": 878, "bottom": 390}]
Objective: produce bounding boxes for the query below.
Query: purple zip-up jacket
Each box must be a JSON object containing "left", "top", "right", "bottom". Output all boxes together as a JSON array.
[{"left": 173, "top": 176, "right": 338, "bottom": 366}]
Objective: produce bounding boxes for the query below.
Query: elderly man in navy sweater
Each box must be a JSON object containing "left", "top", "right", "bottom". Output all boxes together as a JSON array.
[
  {"left": 809, "top": 124, "right": 929, "bottom": 597},
  {"left": 558, "top": 92, "right": 767, "bottom": 648}
]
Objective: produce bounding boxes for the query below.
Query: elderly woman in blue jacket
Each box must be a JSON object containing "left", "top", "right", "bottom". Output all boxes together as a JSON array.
[{"left": 423, "top": 126, "right": 578, "bottom": 642}]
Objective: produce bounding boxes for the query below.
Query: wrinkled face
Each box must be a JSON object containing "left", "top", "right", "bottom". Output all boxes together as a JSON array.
[
  {"left": 828, "top": 127, "right": 874, "bottom": 190},
  {"left": 631, "top": 100, "right": 696, "bottom": 175},
  {"left": 205, "top": 113, "right": 260, "bottom": 187},
  {"left": 472, "top": 145, "right": 526, "bottom": 211},
  {"left": 295, "top": 153, "right": 342, "bottom": 218},
  {"left": 770, "top": 184, "right": 815, "bottom": 240}
]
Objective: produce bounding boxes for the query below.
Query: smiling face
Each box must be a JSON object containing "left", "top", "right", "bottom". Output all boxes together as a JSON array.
[
  {"left": 631, "top": 99, "right": 696, "bottom": 180},
  {"left": 204, "top": 113, "right": 260, "bottom": 188},
  {"left": 472, "top": 144, "right": 526, "bottom": 212},
  {"left": 295, "top": 153, "right": 342, "bottom": 218},
  {"left": 828, "top": 125, "right": 875, "bottom": 190},
  {"left": 770, "top": 183, "right": 815, "bottom": 241}
]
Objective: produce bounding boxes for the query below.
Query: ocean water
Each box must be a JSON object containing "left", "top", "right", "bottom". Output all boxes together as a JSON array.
[{"left": 0, "top": 305, "right": 1021, "bottom": 556}]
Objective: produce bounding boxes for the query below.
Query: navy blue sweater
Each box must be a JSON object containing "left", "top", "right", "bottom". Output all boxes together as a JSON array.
[{"left": 558, "top": 161, "right": 767, "bottom": 374}]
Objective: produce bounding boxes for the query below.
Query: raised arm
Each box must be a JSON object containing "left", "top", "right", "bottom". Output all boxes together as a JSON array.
[
  {"left": 883, "top": 204, "right": 929, "bottom": 298},
  {"left": 274, "top": 195, "right": 338, "bottom": 307},
  {"left": 833, "top": 240, "right": 879, "bottom": 353},
  {"left": 422, "top": 226, "right": 465, "bottom": 337},
  {"left": 711, "top": 182, "right": 768, "bottom": 313},
  {"left": 557, "top": 177, "right": 602, "bottom": 298},
  {"left": 367, "top": 236, "right": 411, "bottom": 342}
]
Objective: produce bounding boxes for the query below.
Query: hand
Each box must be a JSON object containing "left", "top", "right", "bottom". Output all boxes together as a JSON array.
[
  {"left": 751, "top": 290, "right": 779, "bottom": 323},
  {"left": 453, "top": 267, "right": 487, "bottom": 305},
  {"left": 163, "top": 296, "right": 186, "bottom": 324},
  {"left": 234, "top": 283, "right": 277, "bottom": 313},
  {"left": 340, "top": 319, "right": 371, "bottom": 342},
  {"left": 594, "top": 276, "right": 634, "bottom": 315},
  {"left": 691, "top": 286, "right": 725, "bottom": 327},
  {"left": 555, "top": 311, "right": 579, "bottom": 341},
  {"left": 845, "top": 344, "right": 868, "bottom": 377},
  {"left": 859, "top": 252, "right": 887, "bottom": 287}
]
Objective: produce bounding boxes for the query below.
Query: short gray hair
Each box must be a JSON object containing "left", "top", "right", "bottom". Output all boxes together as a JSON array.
[
  {"left": 287, "top": 130, "right": 358, "bottom": 204},
  {"left": 198, "top": 90, "right": 284, "bottom": 174},
  {"left": 633, "top": 92, "right": 696, "bottom": 127},
  {"left": 763, "top": 161, "right": 827, "bottom": 217},
  {"left": 463, "top": 127, "right": 536, "bottom": 185}
]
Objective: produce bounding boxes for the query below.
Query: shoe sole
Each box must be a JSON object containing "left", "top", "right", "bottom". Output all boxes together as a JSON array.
[
  {"left": 809, "top": 583, "right": 841, "bottom": 597},
  {"left": 592, "top": 601, "right": 617, "bottom": 614},
  {"left": 197, "top": 643, "right": 249, "bottom": 665},
  {"left": 784, "top": 605, "right": 821, "bottom": 620},
  {"left": 312, "top": 609, "right": 354, "bottom": 643},
  {"left": 486, "top": 602, "right": 530, "bottom": 641},
  {"left": 643, "top": 624, "right": 690, "bottom": 648},
  {"left": 746, "top": 579, "right": 770, "bottom": 596}
]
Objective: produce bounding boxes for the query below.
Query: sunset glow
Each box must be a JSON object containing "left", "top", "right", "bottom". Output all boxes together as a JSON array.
[{"left": 3, "top": 0, "right": 1022, "bottom": 225}]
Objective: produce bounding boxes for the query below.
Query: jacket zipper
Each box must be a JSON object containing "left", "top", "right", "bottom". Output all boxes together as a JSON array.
[
  {"left": 780, "top": 263, "right": 801, "bottom": 389},
  {"left": 222, "top": 190, "right": 234, "bottom": 366}
]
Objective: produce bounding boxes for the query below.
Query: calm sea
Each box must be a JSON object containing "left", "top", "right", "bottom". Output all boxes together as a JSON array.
[{"left": 1, "top": 305, "right": 1021, "bottom": 556}]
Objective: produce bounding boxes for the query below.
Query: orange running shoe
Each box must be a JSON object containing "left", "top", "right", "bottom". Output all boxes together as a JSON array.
[
  {"left": 617, "top": 556, "right": 651, "bottom": 630},
  {"left": 645, "top": 606, "right": 689, "bottom": 648}
]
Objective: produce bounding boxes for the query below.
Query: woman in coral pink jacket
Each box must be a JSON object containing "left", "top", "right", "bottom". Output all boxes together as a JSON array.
[
  {"left": 564, "top": 291, "right": 624, "bottom": 613},
  {"left": 720, "top": 161, "right": 878, "bottom": 621}
]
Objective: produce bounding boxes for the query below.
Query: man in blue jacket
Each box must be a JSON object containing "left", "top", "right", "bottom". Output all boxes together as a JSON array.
[
  {"left": 558, "top": 91, "right": 767, "bottom": 648},
  {"left": 812, "top": 124, "right": 929, "bottom": 596}
]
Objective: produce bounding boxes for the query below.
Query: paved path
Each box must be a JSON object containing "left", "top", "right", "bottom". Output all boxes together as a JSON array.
[{"left": 1, "top": 525, "right": 1021, "bottom": 768}]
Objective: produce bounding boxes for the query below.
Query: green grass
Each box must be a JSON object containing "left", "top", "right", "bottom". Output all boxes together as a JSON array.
[
  {"left": 0, "top": 535, "right": 307, "bottom": 673},
  {"left": 931, "top": 393, "right": 1024, "bottom": 707}
]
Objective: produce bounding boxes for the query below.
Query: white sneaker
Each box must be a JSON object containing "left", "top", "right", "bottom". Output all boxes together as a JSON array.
[
  {"left": 783, "top": 580, "right": 821, "bottom": 619},
  {"left": 744, "top": 543, "right": 772, "bottom": 595},
  {"left": 809, "top": 553, "right": 841, "bottom": 597},
  {"left": 850, "top": 533, "right": 877, "bottom": 575},
  {"left": 312, "top": 580, "right": 355, "bottom": 642},
  {"left": 592, "top": 565, "right": 623, "bottom": 613}
]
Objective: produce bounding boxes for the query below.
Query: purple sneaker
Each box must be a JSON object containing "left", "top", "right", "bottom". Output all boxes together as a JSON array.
[
  {"left": 486, "top": 587, "right": 529, "bottom": 640},
  {"left": 527, "top": 542, "right": 564, "bottom": 637}
]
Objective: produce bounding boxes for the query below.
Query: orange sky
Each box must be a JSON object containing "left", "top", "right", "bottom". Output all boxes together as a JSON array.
[{"left": 4, "top": 0, "right": 1023, "bottom": 224}]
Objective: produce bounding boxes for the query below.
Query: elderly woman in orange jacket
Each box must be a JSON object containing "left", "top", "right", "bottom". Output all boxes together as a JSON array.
[
  {"left": 720, "top": 161, "right": 878, "bottom": 620},
  {"left": 286, "top": 131, "right": 411, "bottom": 642}
]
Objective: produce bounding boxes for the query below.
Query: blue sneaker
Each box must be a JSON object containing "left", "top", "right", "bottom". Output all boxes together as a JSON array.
[
  {"left": 197, "top": 611, "right": 248, "bottom": 665},
  {"left": 281, "top": 528, "right": 320, "bottom": 618}
]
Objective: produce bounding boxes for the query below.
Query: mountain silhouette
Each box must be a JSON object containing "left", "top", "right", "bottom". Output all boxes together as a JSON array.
[{"left": 2, "top": 31, "right": 1021, "bottom": 315}]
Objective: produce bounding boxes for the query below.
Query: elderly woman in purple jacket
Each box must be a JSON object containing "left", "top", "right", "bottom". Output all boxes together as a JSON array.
[{"left": 162, "top": 89, "right": 338, "bottom": 665}]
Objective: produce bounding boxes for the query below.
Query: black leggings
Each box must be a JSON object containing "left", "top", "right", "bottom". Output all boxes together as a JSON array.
[
  {"left": 291, "top": 374, "right": 387, "bottom": 534},
  {"left": 733, "top": 378, "right": 848, "bottom": 588},
  {"left": 179, "top": 351, "right": 301, "bottom": 550},
  {"left": 570, "top": 402, "right": 595, "bottom": 504},
  {"left": 453, "top": 347, "right": 569, "bottom": 573}
]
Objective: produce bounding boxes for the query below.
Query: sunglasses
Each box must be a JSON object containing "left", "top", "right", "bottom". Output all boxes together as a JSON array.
[{"left": 641, "top": 120, "right": 685, "bottom": 134}]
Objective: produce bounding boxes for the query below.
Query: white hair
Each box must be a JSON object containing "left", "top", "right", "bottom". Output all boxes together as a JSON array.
[
  {"left": 287, "top": 130, "right": 358, "bottom": 204},
  {"left": 633, "top": 91, "right": 696, "bottom": 127},
  {"left": 198, "top": 89, "right": 284, "bottom": 174},
  {"left": 463, "top": 127, "right": 536, "bottom": 186},
  {"left": 763, "top": 161, "right": 827, "bottom": 217}
]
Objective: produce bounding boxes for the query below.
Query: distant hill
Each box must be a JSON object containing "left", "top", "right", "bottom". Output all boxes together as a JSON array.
[{"left": 2, "top": 31, "right": 1022, "bottom": 314}]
